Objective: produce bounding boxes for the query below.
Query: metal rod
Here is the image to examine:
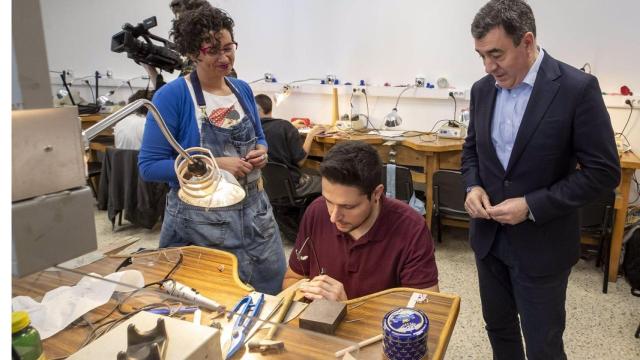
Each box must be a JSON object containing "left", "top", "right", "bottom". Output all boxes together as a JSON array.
[{"left": 81, "top": 99, "right": 195, "bottom": 163}]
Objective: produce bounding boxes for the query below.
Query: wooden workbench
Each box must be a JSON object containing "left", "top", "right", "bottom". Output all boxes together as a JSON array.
[{"left": 12, "top": 246, "right": 460, "bottom": 359}]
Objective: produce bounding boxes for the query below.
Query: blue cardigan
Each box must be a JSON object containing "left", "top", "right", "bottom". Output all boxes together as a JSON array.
[{"left": 138, "top": 76, "right": 266, "bottom": 188}]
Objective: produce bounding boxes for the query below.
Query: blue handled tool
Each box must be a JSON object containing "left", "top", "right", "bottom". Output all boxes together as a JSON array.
[
  {"left": 146, "top": 306, "right": 198, "bottom": 315},
  {"left": 225, "top": 293, "right": 265, "bottom": 359}
]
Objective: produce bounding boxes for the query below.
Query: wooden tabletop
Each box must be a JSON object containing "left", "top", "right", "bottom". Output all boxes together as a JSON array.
[
  {"left": 12, "top": 246, "right": 459, "bottom": 359},
  {"left": 619, "top": 150, "right": 640, "bottom": 169},
  {"left": 313, "top": 132, "right": 465, "bottom": 153}
]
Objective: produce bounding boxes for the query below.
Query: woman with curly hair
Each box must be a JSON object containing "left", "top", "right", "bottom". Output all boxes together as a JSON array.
[{"left": 138, "top": 6, "right": 285, "bottom": 294}]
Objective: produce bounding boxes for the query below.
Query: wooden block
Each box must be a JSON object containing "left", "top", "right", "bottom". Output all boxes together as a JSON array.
[{"left": 298, "top": 299, "right": 347, "bottom": 335}]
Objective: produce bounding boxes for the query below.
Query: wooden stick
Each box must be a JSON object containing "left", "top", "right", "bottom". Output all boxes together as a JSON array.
[{"left": 334, "top": 334, "right": 383, "bottom": 358}]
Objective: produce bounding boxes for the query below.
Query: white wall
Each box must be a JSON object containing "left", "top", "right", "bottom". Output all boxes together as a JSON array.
[
  {"left": 40, "top": 0, "right": 640, "bottom": 197},
  {"left": 41, "top": 0, "right": 640, "bottom": 90}
]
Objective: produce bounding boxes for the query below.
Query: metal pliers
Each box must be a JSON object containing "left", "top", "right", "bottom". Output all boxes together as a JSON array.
[{"left": 225, "top": 293, "right": 265, "bottom": 359}]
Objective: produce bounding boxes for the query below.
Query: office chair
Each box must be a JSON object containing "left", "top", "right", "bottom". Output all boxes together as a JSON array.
[
  {"left": 381, "top": 164, "right": 414, "bottom": 203},
  {"left": 98, "top": 147, "right": 168, "bottom": 231},
  {"left": 433, "top": 170, "right": 469, "bottom": 243},
  {"left": 579, "top": 190, "right": 615, "bottom": 293},
  {"left": 262, "top": 161, "right": 320, "bottom": 242}
]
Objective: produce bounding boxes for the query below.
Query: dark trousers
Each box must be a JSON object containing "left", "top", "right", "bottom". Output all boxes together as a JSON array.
[{"left": 475, "top": 229, "right": 571, "bottom": 360}]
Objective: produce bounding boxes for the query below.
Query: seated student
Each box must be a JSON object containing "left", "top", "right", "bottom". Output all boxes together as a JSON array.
[
  {"left": 254, "top": 94, "right": 324, "bottom": 197},
  {"left": 114, "top": 90, "right": 153, "bottom": 150},
  {"left": 283, "top": 141, "right": 439, "bottom": 300}
]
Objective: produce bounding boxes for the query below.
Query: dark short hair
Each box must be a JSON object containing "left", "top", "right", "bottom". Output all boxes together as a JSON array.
[
  {"left": 128, "top": 89, "right": 155, "bottom": 116},
  {"left": 171, "top": 6, "right": 235, "bottom": 58},
  {"left": 320, "top": 141, "right": 382, "bottom": 198},
  {"left": 254, "top": 94, "right": 272, "bottom": 115},
  {"left": 471, "top": 0, "right": 536, "bottom": 46},
  {"left": 169, "top": 0, "right": 212, "bottom": 16}
]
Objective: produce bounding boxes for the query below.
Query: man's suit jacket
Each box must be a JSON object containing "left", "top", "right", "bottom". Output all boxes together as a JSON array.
[{"left": 461, "top": 52, "right": 621, "bottom": 276}]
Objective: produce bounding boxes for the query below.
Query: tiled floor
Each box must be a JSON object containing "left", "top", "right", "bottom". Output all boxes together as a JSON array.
[{"left": 94, "top": 209, "right": 640, "bottom": 359}]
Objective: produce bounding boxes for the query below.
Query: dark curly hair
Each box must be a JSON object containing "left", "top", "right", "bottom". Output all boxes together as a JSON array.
[
  {"left": 169, "top": 0, "right": 212, "bottom": 16},
  {"left": 171, "top": 6, "right": 235, "bottom": 58}
]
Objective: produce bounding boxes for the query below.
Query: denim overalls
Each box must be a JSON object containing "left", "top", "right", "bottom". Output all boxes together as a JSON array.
[{"left": 159, "top": 74, "right": 286, "bottom": 295}]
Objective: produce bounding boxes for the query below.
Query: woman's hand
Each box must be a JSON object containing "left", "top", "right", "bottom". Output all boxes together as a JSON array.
[
  {"left": 216, "top": 156, "right": 253, "bottom": 178},
  {"left": 244, "top": 147, "right": 268, "bottom": 170}
]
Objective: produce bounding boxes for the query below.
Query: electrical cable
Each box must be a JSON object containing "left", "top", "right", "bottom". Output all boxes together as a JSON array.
[
  {"left": 429, "top": 119, "right": 450, "bottom": 133},
  {"left": 83, "top": 80, "right": 96, "bottom": 104},
  {"left": 449, "top": 92, "right": 457, "bottom": 122},
  {"left": 620, "top": 100, "right": 634, "bottom": 135},
  {"left": 287, "top": 78, "right": 324, "bottom": 85},
  {"left": 393, "top": 85, "right": 414, "bottom": 109},
  {"left": 59, "top": 72, "right": 76, "bottom": 105}
]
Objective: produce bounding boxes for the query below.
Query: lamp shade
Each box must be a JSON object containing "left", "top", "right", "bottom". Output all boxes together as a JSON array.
[
  {"left": 384, "top": 108, "right": 403, "bottom": 129},
  {"left": 174, "top": 147, "right": 245, "bottom": 208}
]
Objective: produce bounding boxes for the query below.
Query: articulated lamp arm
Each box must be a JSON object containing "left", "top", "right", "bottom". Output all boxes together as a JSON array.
[
  {"left": 81, "top": 99, "right": 206, "bottom": 175},
  {"left": 79, "top": 99, "right": 244, "bottom": 207}
]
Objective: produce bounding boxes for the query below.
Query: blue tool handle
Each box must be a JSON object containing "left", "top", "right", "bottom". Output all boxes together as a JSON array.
[{"left": 146, "top": 306, "right": 198, "bottom": 315}]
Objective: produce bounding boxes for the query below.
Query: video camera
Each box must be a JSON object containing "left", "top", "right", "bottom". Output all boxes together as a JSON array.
[{"left": 111, "top": 16, "right": 184, "bottom": 73}]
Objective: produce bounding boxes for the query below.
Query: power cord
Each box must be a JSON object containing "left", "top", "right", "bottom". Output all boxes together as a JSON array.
[
  {"left": 620, "top": 99, "right": 634, "bottom": 136},
  {"left": 579, "top": 62, "right": 592, "bottom": 73},
  {"left": 449, "top": 91, "right": 457, "bottom": 122}
]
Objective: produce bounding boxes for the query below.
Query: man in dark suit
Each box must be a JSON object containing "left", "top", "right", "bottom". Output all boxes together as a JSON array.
[{"left": 462, "top": 1, "right": 620, "bottom": 359}]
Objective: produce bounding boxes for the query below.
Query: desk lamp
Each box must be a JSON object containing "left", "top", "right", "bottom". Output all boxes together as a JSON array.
[
  {"left": 82, "top": 99, "right": 246, "bottom": 208},
  {"left": 384, "top": 85, "right": 415, "bottom": 129},
  {"left": 274, "top": 84, "right": 292, "bottom": 106}
]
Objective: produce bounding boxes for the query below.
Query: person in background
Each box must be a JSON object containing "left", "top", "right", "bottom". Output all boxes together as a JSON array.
[
  {"left": 138, "top": 6, "right": 285, "bottom": 295},
  {"left": 254, "top": 94, "right": 324, "bottom": 197},
  {"left": 463, "top": 1, "right": 620, "bottom": 358},
  {"left": 113, "top": 89, "right": 153, "bottom": 150},
  {"left": 283, "top": 141, "right": 439, "bottom": 300}
]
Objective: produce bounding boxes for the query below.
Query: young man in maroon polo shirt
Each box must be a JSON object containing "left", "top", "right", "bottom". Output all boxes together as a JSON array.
[{"left": 283, "top": 141, "right": 439, "bottom": 300}]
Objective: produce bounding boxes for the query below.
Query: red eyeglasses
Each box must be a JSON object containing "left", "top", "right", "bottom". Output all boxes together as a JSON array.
[{"left": 199, "top": 42, "right": 238, "bottom": 57}]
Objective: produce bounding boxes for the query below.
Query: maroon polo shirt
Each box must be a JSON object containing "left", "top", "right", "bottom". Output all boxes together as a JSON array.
[{"left": 289, "top": 196, "right": 438, "bottom": 299}]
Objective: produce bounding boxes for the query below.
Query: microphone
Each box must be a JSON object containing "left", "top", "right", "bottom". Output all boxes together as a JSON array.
[{"left": 161, "top": 279, "right": 225, "bottom": 312}]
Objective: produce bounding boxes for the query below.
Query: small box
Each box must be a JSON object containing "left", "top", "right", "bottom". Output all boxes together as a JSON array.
[
  {"left": 298, "top": 299, "right": 347, "bottom": 335},
  {"left": 68, "top": 311, "right": 222, "bottom": 360}
]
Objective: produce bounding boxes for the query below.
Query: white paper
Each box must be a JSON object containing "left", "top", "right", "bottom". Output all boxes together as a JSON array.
[
  {"left": 45, "top": 250, "right": 105, "bottom": 271},
  {"left": 11, "top": 270, "right": 145, "bottom": 339}
]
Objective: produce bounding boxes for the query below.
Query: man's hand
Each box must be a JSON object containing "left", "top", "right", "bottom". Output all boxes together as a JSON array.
[
  {"left": 216, "top": 157, "right": 253, "bottom": 178},
  {"left": 244, "top": 147, "right": 268, "bottom": 170},
  {"left": 486, "top": 197, "right": 529, "bottom": 225},
  {"left": 298, "top": 275, "right": 347, "bottom": 301},
  {"left": 292, "top": 119, "right": 309, "bottom": 129},
  {"left": 465, "top": 186, "right": 492, "bottom": 219},
  {"left": 308, "top": 125, "right": 326, "bottom": 137}
]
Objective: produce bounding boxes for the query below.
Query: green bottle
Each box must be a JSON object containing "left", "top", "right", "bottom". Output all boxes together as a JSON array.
[{"left": 12, "top": 311, "right": 45, "bottom": 360}]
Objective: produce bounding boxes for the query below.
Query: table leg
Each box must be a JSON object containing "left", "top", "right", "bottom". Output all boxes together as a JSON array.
[
  {"left": 609, "top": 168, "right": 633, "bottom": 282},
  {"left": 425, "top": 153, "right": 438, "bottom": 228}
]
